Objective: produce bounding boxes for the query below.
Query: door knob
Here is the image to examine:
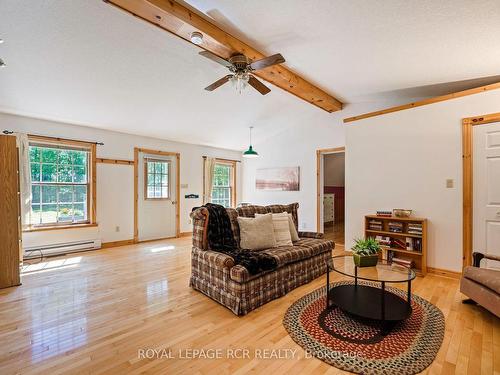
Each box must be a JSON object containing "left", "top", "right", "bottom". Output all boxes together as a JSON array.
[{"left": 171, "top": 201, "right": 177, "bottom": 204}]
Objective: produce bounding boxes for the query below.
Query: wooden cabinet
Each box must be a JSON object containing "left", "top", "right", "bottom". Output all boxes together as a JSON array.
[
  {"left": 0, "top": 135, "right": 22, "bottom": 288},
  {"left": 323, "top": 193, "right": 335, "bottom": 223}
]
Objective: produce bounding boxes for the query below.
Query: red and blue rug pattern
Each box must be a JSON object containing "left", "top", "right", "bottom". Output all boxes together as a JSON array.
[{"left": 283, "top": 280, "right": 444, "bottom": 374}]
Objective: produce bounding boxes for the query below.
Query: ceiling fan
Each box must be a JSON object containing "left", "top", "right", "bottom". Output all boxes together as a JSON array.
[{"left": 199, "top": 51, "right": 285, "bottom": 95}]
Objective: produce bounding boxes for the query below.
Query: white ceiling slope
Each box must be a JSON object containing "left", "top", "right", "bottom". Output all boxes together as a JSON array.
[{"left": 0, "top": 0, "right": 499, "bottom": 150}]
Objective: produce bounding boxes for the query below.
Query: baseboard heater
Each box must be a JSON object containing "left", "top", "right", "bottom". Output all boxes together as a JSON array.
[{"left": 23, "top": 239, "right": 102, "bottom": 259}]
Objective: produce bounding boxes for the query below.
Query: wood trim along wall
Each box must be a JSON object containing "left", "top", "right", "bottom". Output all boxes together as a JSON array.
[
  {"left": 105, "top": 0, "right": 343, "bottom": 113},
  {"left": 133, "top": 147, "right": 181, "bottom": 242},
  {"left": 462, "top": 112, "right": 500, "bottom": 267},
  {"left": 427, "top": 267, "right": 461, "bottom": 280},
  {"left": 91, "top": 144, "right": 97, "bottom": 224},
  {"left": 96, "top": 158, "right": 134, "bottom": 165},
  {"left": 133, "top": 148, "right": 139, "bottom": 242},
  {"left": 179, "top": 231, "right": 192, "bottom": 238},
  {"left": 23, "top": 223, "right": 98, "bottom": 233},
  {"left": 344, "top": 82, "right": 500, "bottom": 124},
  {"left": 316, "top": 147, "right": 345, "bottom": 232},
  {"left": 101, "top": 239, "right": 135, "bottom": 249}
]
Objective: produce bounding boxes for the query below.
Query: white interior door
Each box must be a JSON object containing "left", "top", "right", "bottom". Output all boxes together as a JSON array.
[
  {"left": 473, "top": 122, "right": 500, "bottom": 269},
  {"left": 137, "top": 152, "right": 177, "bottom": 241}
]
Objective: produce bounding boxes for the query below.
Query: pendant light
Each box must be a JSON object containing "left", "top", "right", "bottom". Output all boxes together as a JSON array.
[{"left": 242, "top": 126, "right": 259, "bottom": 158}]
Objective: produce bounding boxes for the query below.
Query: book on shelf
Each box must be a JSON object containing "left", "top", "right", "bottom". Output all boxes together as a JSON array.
[
  {"left": 376, "top": 210, "right": 392, "bottom": 217},
  {"left": 375, "top": 235, "right": 391, "bottom": 247},
  {"left": 391, "top": 238, "right": 406, "bottom": 249},
  {"left": 392, "top": 257, "right": 414, "bottom": 268},
  {"left": 388, "top": 221, "right": 403, "bottom": 233}
]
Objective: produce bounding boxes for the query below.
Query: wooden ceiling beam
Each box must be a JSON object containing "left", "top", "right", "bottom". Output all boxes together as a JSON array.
[{"left": 105, "top": 0, "right": 343, "bottom": 112}]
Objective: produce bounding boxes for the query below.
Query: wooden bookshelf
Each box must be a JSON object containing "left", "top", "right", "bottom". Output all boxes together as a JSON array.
[{"left": 364, "top": 215, "right": 427, "bottom": 275}]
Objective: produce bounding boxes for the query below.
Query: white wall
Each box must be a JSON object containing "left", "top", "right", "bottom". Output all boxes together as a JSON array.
[
  {"left": 345, "top": 89, "right": 500, "bottom": 272},
  {"left": 0, "top": 112, "right": 241, "bottom": 247},
  {"left": 324, "top": 153, "right": 345, "bottom": 187},
  {"left": 241, "top": 101, "right": 407, "bottom": 231}
]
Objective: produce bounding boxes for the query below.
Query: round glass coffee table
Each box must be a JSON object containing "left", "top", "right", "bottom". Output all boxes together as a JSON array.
[{"left": 326, "top": 255, "right": 416, "bottom": 335}]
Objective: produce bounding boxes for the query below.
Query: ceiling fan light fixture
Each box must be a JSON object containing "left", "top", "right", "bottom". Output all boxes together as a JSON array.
[
  {"left": 230, "top": 72, "right": 250, "bottom": 94},
  {"left": 242, "top": 126, "right": 259, "bottom": 158},
  {"left": 190, "top": 31, "right": 203, "bottom": 45}
]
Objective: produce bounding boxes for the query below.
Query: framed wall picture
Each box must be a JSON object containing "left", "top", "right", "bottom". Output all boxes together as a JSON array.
[{"left": 256, "top": 167, "right": 300, "bottom": 191}]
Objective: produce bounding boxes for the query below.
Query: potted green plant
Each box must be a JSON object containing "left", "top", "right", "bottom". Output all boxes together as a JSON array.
[{"left": 352, "top": 238, "right": 381, "bottom": 267}]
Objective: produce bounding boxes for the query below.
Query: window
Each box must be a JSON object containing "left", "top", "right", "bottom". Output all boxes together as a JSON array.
[
  {"left": 29, "top": 142, "right": 92, "bottom": 226},
  {"left": 145, "top": 159, "right": 170, "bottom": 199},
  {"left": 211, "top": 162, "right": 236, "bottom": 208}
]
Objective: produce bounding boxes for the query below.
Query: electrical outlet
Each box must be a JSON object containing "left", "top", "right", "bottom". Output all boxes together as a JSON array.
[
  {"left": 115, "top": 226, "right": 120, "bottom": 232},
  {"left": 446, "top": 179, "right": 454, "bottom": 188}
]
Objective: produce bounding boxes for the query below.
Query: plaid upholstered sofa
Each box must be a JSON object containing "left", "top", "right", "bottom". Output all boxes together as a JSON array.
[{"left": 189, "top": 203, "right": 334, "bottom": 315}]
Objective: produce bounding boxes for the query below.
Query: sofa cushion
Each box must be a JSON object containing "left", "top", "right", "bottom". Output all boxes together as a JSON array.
[
  {"left": 264, "top": 238, "right": 333, "bottom": 268},
  {"left": 464, "top": 266, "right": 500, "bottom": 294},
  {"left": 256, "top": 212, "right": 293, "bottom": 247},
  {"left": 237, "top": 214, "right": 276, "bottom": 250},
  {"left": 288, "top": 214, "right": 300, "bottom": 242},
  {"left": 226, "top": 208, "right": 240, "bottom": 248},
  {"left": 237, "top": 203, "right": 299, "bottom": 230}
]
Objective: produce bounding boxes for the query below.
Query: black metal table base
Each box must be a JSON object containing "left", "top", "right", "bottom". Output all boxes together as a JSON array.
[{"left": 325, "top": 260, "right": 413, "bottom": 336}]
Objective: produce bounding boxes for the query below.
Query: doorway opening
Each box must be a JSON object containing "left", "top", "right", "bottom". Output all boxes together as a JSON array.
[
  {"left": 134, "top": 147, "right": 180, "bottom": 243},
  {"left": 462, "top": 112, "right": 500, "bottom": 268},
  {"left": 316, "top": 147, "right": 345, "bottom": 245}
]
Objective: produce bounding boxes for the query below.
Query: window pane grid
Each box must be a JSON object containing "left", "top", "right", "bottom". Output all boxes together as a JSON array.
[
  {"left": 211, "top": 163, "right": 233, "bottom": 208},
  {"left": 146, "top": 160, "right": 169, "bottom": 199},
  {"left": 29, "top": 145, "right": 89, "bottom": 225}
]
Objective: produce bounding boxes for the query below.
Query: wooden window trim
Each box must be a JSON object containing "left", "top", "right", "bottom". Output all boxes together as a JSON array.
[
  {"left": 205, "top": 159, "right": 237, "bottom": 208},
  {"left": 144, "top": 158, "right": 172, "bottom": 200},
  {"left": 23, "top": 136, "right": 97, "bottom": 232}
]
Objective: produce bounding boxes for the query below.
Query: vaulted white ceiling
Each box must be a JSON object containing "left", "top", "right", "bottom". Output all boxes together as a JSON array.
[{"left": 0, "top": 0, "right": 499, "bottom": 150}]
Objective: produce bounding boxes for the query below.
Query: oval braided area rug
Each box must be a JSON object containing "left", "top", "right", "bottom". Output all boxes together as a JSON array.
[{"left": 283, "top": 281, "right": 444, "bottom": 375}]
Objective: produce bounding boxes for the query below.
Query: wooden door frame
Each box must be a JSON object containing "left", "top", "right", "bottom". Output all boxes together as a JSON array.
[
  {"left": 134, "top": 147, "right": 180, "bottom": 243},
  {"left": 462, "top": 112, "right": 500, "bottom": 267},
  {"left": 316, "top": 147, "right": 345, "bottom": 233}
]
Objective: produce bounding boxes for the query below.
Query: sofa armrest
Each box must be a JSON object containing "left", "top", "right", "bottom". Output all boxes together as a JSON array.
[
  {"left": 298, "top": 231, "right": 324, "bottom": 239},
  {"left": 473, "top": 252, "right": 500, "bottom": 267},
  {"left": 192, "top": 247, "right": 235, "bottom": 269}
]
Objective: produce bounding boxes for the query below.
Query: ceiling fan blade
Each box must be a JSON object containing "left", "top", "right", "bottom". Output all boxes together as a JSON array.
[
  {"left": 248, "top": 76, "right": 271, "bottom": 95},
  {"left": 199, "top": 51, "right": 233, "bottom": 68},
  {"left": 204, "top": 75, "right": 232, "bottom": 91},
  {"left": 249, "top": 53, "right": 285, "bottom": 71}
]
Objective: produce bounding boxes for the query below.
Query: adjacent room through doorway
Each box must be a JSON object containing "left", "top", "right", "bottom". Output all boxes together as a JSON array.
[{"left": 317, "top": 148, "right": 345, "bottom": 245}]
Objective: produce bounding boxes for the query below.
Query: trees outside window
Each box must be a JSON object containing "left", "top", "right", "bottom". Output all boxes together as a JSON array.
[{"left": 30, "top": 144, "right": 90, "bottom": 226}]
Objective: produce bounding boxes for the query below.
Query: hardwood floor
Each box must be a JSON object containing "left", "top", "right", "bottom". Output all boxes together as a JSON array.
[
  {"left": 0, "top": 237, "right": 498, "bottom": 374},
  {"left": 324, "top": 220, "right": 344, "bottom": 244}
]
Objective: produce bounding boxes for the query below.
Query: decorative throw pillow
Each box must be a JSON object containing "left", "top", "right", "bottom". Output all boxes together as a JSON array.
[
  {"left": 256, "top": 212, "right": 293, "bottom": 247},
  {"left": 287, "top": 213, "right": 300, "bottom": 242},
  {"left": 237, "top": 214, "right": 276, "bottom": 251}
]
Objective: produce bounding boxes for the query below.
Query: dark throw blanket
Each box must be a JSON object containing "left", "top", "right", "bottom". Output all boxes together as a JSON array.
[{"left": 202, "top": 203, "right": 277, "bottom": 275}]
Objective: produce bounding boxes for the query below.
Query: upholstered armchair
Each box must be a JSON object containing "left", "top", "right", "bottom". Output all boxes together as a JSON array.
[{"left": 460, "top": 252, "right": 500, "bottom": 317}]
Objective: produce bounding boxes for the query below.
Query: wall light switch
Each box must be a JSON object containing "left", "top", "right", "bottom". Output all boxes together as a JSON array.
[
  {"left": 446, "top": 179, "right": 454, "bottom": 188},
  {"left": 115, "top": 226, "right": 120, "bottom": 232},
  {"left": 181, "top": 184, "right": 188, "bottom": 189}
]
